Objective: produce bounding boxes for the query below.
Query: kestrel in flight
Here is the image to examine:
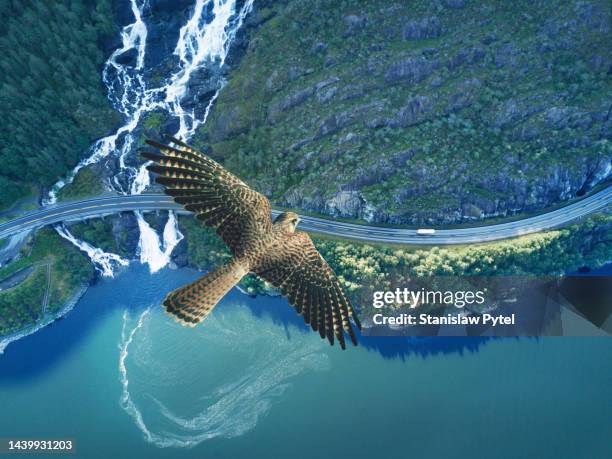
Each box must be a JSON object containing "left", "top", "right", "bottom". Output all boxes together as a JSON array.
[{"left": 141, "top": 136, "right": 361, "bottom": 349}]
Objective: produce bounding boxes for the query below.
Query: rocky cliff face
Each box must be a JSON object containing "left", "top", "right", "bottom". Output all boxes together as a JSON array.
[{"left": 195, "top": 0, "right": 611, "bottom": 225}]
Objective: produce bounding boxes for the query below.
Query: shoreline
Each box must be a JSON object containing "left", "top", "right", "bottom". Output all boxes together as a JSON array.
[
  {"left": 0, "top": 283, "right": 89, "bottom": 354},
  {"left": 1, "top": 260, "right": 610, "bottom": 354}
]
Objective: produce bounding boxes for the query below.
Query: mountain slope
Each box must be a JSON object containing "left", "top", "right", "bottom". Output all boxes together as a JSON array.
[{"left": 195, "top": 0, "right": 611, "bottom": 225}]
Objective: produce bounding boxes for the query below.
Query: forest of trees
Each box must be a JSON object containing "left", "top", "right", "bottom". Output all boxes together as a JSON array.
[
  {"left": 0, "top": 267, "right": 46, "bottom": 334},
  {"left": 178, "top": 212, "right": 612, "bottom": 298},
  {"left": 0, "top": 0, "right": 117, "bottom": 209}
]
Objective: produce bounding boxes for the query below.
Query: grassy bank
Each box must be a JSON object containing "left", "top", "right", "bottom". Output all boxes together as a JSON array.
[
  {"left": 57, "top": 166, "right": 105, "bottom": 202},
  {"left": 0, "top": 228, "right": 94, "bottom": 335}
]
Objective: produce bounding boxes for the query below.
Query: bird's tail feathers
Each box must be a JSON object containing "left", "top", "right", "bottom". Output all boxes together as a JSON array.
[{"left": 163, "top": 258, "right": 248, "bottom": 327}]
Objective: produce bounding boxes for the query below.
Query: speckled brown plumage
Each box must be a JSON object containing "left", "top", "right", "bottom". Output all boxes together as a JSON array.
[{"left": 142, "top": 135, "right": 361, "bottom": 349}]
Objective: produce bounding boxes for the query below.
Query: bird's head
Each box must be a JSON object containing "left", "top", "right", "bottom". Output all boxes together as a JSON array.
[{"left": 274, "top": 212, "right": 300, "bottom": 233}]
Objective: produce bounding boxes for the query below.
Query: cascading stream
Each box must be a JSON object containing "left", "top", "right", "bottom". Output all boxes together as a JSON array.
[
  {"left": 45, "top": 0, "right": 254, "bottom": 277},
  {"left": 55, "top": 225, "right": 129, "bottom": 277}
]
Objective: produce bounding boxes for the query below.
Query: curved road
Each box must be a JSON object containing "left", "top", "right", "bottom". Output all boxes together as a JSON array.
[{"left": 0, "top": 188, "right": 610, "bottom": 245}]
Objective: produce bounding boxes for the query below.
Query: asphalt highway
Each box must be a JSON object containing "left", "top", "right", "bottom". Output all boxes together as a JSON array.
[{"left": 0, "top": 187, "right": 610, "bottom": 245}]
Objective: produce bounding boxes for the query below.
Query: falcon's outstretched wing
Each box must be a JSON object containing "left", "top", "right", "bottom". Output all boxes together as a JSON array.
[
  {"left": 142, "top": 136, "right": 272, "bottom": 256},
  {"left": 255, "top": 231, "right": 361, "bottom": 349}
]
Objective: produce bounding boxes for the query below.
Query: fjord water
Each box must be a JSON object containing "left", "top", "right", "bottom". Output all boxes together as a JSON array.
[{"left": 0, "top": 265, "right": 610, "bottom": 458}]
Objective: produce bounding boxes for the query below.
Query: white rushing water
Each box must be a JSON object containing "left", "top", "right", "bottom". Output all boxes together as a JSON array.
[
  {"left": 47, "top": 0, "right": 254, "bottom": 276},
  {"left": 55, "top": 225, "right": 129, "bottom": 277},
  {"left": 136, "top": 211, "right": 184, "bottom": 273}
]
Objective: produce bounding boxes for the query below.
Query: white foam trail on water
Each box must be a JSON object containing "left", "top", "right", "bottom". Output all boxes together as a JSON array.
[
  {"left": 119, "top": 308, "right": 155, "bottom": 442},
  {"left": 135, "top": 211, "right": 184, "bottom": 273},
  {"left": 55, "top": 225, "right": 129, "bottom": 277},
  {"left": 47, "top": 0, "right": 254, "bottom": 275},
  {"left": 118, "top": 306, "right": 330, "bottom": 448}
]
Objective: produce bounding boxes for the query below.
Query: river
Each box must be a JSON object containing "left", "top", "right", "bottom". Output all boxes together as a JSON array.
[{"left": 0, "top": 264, "right": 610, "bottom": 458}]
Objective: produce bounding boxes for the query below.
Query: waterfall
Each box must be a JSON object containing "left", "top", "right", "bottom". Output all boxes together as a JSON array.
[
  {"left": 168, "top": 0, "right": 254, "bottom": 139},
  {"left": 55, "top": 225, "right": 129, "bottom": 277},
  {"left": 135, "top": 211, "right": 184, "bottom": 273},
  {"left": 47, "top": 0, "right": 254, "bottom": 275}
]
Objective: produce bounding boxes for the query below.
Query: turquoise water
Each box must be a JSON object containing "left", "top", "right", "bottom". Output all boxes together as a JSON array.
[{"left": 1, "top": 264, "right": 610, "bottom": 458}]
